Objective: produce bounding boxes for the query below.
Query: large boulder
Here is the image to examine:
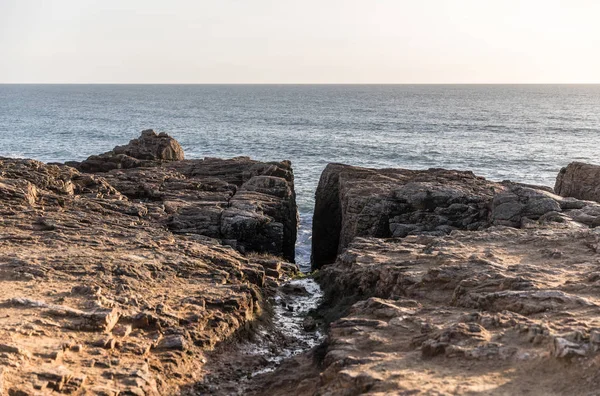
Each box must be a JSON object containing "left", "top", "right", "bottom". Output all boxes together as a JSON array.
[
  {"left": 312, "top": 164, "right": 499, "bottom": 269},
  {"left": 113, "top": 129, "right": 184, "bottom": 161},
  {"left": 102, "top": 157, "right": 298, "bottom": 262},
  {"left": 67, "top": 129, "right": 184, "bottom": 172},
  {"left": 555, "top": 161, "right": 600, "bottom": 202},
  {"left": 312, "top": 163, "right": 600, "bottom": 270}
]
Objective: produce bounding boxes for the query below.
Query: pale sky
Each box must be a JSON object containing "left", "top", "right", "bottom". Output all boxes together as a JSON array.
[{"left": 1, "top": 0, "right": 599, "bottom": 83}]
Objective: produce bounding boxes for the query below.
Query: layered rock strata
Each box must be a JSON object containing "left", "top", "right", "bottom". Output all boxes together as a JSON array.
[
  {"left": 0, "top": 132, "right": 299, "bottom": 395},
  {"left": 68, "top": 130, "right": 298, "bottom": 262},
  {"left": 258, "top": 163, "right": 600, "bottom": 395},
  {"left": 312, "top": 163, "right": 579, "bottom": 269},
  {"left": 65, "top": 129, "right": 185, "bottom": 172}
]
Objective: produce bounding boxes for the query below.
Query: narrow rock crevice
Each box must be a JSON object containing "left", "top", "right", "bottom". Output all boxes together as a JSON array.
[{"left": 311, "top": 163, "right": 343, "bottom": 269}]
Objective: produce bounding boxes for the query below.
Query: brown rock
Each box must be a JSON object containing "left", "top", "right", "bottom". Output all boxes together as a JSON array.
[
  {"left": 93, "top": 337, "right": 117, "bottom": 350},
  {"left": 555, "top": 161, "right": 600, "bottom": 202},
  {"left": 312, "top": 164, "right": 496, "bottom": 269},
  {"left": 293, "top": 224, "right": 600, "bottom": 394},
  {"left": 68, "top": 129, "right": 184, "bottom": 172},
  {"left": 552, "top": 337, "right": 587, "bottom": 359},
  {"left": 0, "top": 343, "right": 31, "bottom": 359},
  {"left": 155, "top": 334, "right": 187, "bottom": 351},
  {"left": 37, "top": 366, "right": 73, "bottom": 392},
  {"left": 0, "top": 152, "right": 298, "bottom": 394},
  {"left": 112, "top": 324, "right": 132, "bottom": 338}
]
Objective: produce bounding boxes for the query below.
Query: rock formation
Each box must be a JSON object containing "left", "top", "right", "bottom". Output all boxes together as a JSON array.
[
  {"left": 8, "top": 130, "right": 600, "bottom": 395},
  {"left": 312, "top": 163, "right": 581, "bottom": 269},
  {"left": 311, "top": 164, "right": 498, "bottom": 269},
  {"left": 0, "top": 131, "right": 299, "bottom": 395},
  {"left": 556, "top": 161, "right": 600, "bottom": 202},
  {"left": 69, "top": 130, "right": 298, "bottom": 262},
  {"left": 65, "top": 129, "right": 185, "bottom": 172},
  {"left": 255, "top": 163, "right": 600, "bottom": 395}
]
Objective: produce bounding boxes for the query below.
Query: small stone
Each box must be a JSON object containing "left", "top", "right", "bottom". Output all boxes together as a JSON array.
[
  {"left": 280, "top": 283, "right": 310, "bottom": 296},
  {"left": 302, "top": 316, "right": 317, "bottom": 332},
  {"left": 112, "top": 324, "right": 132, "bottom": 338},
  {"left": 552, "top": 337, "right": 587, "bottom": 358},
  {"left": 49, "top": 349, "right": 64, "bottom": 361},
  {"left": 92, "top": 337, "right": 117, "bottom": 350},
  {"left": 37, "top": 366, "right": 73, "bottom": 392},
  {"left": 34, "top": 217, "right": 56, "bottom": 231},
  {"left": 64, "top": 374, "right": 87, "bottom": 393},
  {"left": 87, "top": 309, "right": 121, "bottom": 333},
  {"left": 121, "top": 341, "right": 152, "bottom": 356},
  {"left": 0, "top": 343, "right": 31, "bottom": 359},
  {"left": 155, "top": 334, "right": 187, "bottom": 351},
  {"left": 421, "top": 340, "right": 448, "bottom": 358}
]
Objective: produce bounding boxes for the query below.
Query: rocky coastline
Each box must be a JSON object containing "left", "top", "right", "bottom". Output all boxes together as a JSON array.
[
  {"left": 3, "top": 131, "right": 600, "bottom": 395},
  {"left": 256, "top": 161, "right": 600, "bottom": 395},
  {"left": 0, "top": 131, "right": 301, "bottom": 395}
]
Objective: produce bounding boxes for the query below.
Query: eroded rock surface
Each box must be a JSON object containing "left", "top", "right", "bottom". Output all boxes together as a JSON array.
[
  {"left": 306, "top": 227, "right": 600, "bottom": 395},
  {"left": 68, "top": 131, "right": 298, "bottom": 262},
  {"left": 66, "top": 129, "right": 185, "bottom": 172},
  {"left": 256, "top": 164, "right": 600, "bottom": 395},
  {"left": 311, "top": 163, "right": 585, "bottom": 270},
  {"left": 0, "top": 133, "right": 299, "bottom": 395},
  {"left": 556, "top": 161, "right": 600, "bottom": 203}
]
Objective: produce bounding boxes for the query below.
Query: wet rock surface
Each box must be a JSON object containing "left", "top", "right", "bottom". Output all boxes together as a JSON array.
[
  {"left": 258, "top": 163, "right": 600, "bottom": 395},
  {"left": 0, "top": 132, "right": 301, "bottom": 394},
  {"left": 188, "top": 278, "right": 323, "bottom": 395}
]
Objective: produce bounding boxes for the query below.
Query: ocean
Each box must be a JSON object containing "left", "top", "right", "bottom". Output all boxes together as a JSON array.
[{"left": 2, "top": 84, "right": 600, "bottom": 268}]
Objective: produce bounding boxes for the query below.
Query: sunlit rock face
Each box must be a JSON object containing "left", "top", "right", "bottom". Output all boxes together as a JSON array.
[
  {"left": 0, "top": 131, "right": 300, "bottom": 395},
  {"left": 255, "top": 162, "right": 600, "bottom": 396}
]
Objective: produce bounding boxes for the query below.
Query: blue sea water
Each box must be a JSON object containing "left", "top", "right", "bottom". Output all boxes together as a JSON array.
[{"left": 1, "top": 84, "right": 600, "bottom": 266}]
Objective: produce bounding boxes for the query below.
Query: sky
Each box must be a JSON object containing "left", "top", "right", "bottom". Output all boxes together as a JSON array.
[{"left": 1, "top": 0, "right": 599, "bottom": 84}]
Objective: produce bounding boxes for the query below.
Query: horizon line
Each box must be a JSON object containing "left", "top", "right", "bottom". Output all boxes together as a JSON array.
[{"left": 1, "top": 82, "right": 600, "bottom": 86}]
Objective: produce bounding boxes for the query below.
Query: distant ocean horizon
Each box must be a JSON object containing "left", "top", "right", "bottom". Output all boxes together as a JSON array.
[
  {"left": 2, "top": 84, "right": 600, "bottom": 267},
  {"left": 3, "top": 83, "right": 599, "bottom": 89}
]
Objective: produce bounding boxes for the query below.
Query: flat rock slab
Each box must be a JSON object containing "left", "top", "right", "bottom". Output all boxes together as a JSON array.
[{"left": 255, "top": 225, "right": 600, "bottom": 395}]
